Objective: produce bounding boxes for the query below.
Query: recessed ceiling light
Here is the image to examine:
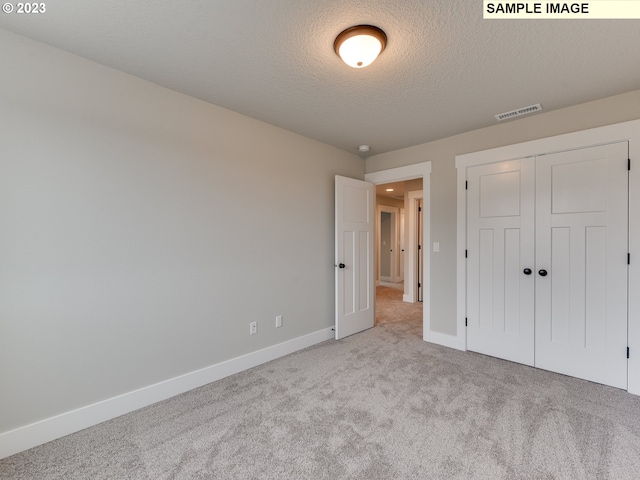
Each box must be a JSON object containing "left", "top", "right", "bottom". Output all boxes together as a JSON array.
[{"left": 334, "top": 25, "right": 387, "bottom": 68}]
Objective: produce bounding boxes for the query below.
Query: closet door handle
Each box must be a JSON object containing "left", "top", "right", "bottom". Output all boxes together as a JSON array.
[
  {"left": 538, "top": 269, "right": 548, "bottom": 277},
  {"left": 338, "top": 263, "right": 346, "bottom": 269},
  {"left": 523, "top": 268, "right": 532, "bottom": 275}
]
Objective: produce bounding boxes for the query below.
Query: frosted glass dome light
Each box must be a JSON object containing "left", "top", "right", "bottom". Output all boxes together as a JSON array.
[{"left": 334, "top": 25, "right": 387, "bottom": 69}]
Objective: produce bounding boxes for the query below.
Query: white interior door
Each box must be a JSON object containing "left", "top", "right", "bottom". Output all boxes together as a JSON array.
[
  {"left": 467, "top": 159, "right": 535, "bottom": 366},
  {"left": 335, "top": 176, "right": 375, "bottom": 339},
  {"left": 535, "top": 142, "right": 628, "bottom": 388},
  {"left": 417, "top": 199, "right": 424, "bottom": 302},
  {"left": 405, "top": 191, "right": 423, "bottom": 303},
  {"left": 400, "top": 208, "right": 405, "bottom": 280}
]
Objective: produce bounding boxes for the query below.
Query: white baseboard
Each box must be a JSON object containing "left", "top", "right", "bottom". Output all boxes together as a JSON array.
[
  {"left": 425, "top": 330, "right": 465, "bottom": 351},
  {"left": 0, "top": 327, "right": 334, "bottom": 460}
]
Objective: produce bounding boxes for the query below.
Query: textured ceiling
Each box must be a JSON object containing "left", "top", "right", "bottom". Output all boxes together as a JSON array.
[{"left": 2, "top": 1, "right": 640, "bottom": 156}]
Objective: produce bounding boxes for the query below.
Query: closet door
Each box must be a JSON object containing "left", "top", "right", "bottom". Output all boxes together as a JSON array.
[
  {"left": 467, "top": 159, "right": 535, "bottom": 365},
  {"left": 535, "top": 142, "right": 628, "bottom": 389}
]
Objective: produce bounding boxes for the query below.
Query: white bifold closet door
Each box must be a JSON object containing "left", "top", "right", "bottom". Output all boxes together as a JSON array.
[
  {"left": 467, "top": 159, "right": 535, "bottom": 366},
  {"left": 467, "top": 142, "right": 628, "bottom": 389},
  {"left": 535, "top": 143, "right": 628, "bottom": 388}
]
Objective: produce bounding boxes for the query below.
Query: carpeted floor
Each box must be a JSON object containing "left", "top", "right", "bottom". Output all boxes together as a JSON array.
[
  {"left": 375, "top": 284, "right": 422, "bottom": 326},
  {"left": 2, "top": 291, "right": 640, "bottom": 479}
]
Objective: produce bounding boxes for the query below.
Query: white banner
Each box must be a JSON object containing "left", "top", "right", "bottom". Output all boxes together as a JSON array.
[{"left": 484, "top": 1, "right": 640, "bottom": 19}]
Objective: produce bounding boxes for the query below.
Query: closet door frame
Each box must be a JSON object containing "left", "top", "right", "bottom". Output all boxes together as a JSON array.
[{"left": 455, "top": 119, "right": 640, "bottom": 395}]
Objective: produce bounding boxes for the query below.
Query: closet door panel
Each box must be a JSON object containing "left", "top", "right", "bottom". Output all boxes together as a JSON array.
[
  {"left": 535, "top": 142, "right": 628, "bottom": 389},
  {"left": 467, "top": 159, "right": 535, "bottom": 366}
]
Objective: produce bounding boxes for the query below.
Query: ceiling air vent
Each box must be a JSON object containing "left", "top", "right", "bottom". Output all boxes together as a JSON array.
[{"left": 495, "top": 103, "right": 543, "bottom": 121}]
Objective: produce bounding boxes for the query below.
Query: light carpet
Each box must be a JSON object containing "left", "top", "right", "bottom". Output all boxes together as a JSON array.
[
  {"left": 375, "top": 284, "right": 422, "bottom": 326},
  {"left": 2, "top": 291, "right": 640, "bottom": 479}
]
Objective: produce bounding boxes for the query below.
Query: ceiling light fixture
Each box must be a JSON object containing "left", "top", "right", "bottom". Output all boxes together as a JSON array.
[
  {"left": 386, "top": 188, "right": 394, "bottom": 192},
  {"left": 334, "top": 25, "right": 387, "bottom": 68}
]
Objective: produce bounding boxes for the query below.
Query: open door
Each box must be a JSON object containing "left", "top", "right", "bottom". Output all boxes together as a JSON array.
[
  {"left": 335, "top": 175, "right": 375, "bottom": 339},
  {"left": 416, "top": 199, "right": 423, "bottom": 302}
]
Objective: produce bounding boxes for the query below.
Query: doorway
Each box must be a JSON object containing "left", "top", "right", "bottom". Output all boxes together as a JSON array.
[
  {"left": 374, "top": 179, "right": 424, "bottom": 330},
  {"left": 377, "top": 207, "right": 399, "bottom": 284},
  {"left": 363, "top": 161, "right": 432, "bottom": 341}
]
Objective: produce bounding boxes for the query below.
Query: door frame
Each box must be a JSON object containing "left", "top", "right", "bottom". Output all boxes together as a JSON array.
[
  {"left": 406, "top": 191, "right": 423, "bottom": 303},
  {"left": 455, "top": 119, "right": 640, "bottom": 395},
  {"left": 399, "top": 207, "right": 405, "bottom": 281},
  {"left": 365, "top": 162, "right": 432, "bottom": 342}
]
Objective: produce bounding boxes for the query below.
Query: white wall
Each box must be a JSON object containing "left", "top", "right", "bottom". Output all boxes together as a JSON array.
[
  {"left": 0, "top": 28, "right": 363, "bottom": 441},
  {"left": 367, "top": 90, "right": 640, "bottom": 337}
]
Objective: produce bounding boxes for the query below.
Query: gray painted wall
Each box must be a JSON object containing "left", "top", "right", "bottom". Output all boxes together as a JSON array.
[
  {"left": 367, "top": 89, "right": 640, "bottom": 337},
  {"left": 0, "top": 29, "right": 363, "bottom": 433}
]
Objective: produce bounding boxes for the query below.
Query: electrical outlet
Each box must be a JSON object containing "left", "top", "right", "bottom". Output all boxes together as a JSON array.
[
  {"left": 433, "top": 242, "right": 440, "bottom": 252},
  {"left": 275, "top": 315, "right": 282, "bottom": 328},
  {"left": 249, "top": 322, "right": 257, "bottom": 335}
]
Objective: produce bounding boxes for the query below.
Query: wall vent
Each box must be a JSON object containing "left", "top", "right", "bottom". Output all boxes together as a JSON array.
[{"left": 495, "top": 103, "right": 543, "bottom": 121}]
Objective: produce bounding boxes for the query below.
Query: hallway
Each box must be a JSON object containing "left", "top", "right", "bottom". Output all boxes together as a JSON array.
[{"left": 375, "top": 282, "right": 422, "bottom": 330}]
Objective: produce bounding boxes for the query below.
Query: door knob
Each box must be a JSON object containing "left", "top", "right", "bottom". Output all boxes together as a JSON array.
[
  {"left": 538, "top": 269, "right": 548, "bottom": 277},
  {"left": 523, "top": 268, "right": 532, "bottom": 275},
  {"left": 339, "top": 263, "right": 346, "bottom": 269}
]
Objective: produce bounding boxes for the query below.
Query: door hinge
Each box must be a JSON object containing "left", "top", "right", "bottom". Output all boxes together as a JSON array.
[
  {"left": 418, "top": 282, "right": 421, "bottom": 288},
  {"left": 629, "top": 158, "right": 631, "bottom": 171},
  {"left": 465, "top": 181, "right": 468, "bottom": 190},
  {"left": 628, "top": 253, "right": 631, "bottom": 265},
  {"left": 465, "top": 249, "right": 468, "bottom": 258},
  {"left": 418, "top": 244, "right": 421, "bottom": 250},
  {"left": 418, "top": 206, "right": 422, "bottom": 212},
  {"left": 465, "top": 317, "right": 468, "bottom": 327},
  {"left": 627, "top": 347, "right": 630, "bottom": 359}
]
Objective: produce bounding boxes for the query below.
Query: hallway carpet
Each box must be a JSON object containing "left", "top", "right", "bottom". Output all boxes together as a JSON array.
[
  {"left": 375, "top": 284, "right": 422, "bottom": 326},
  {"left": 2, "top": 307, "right": 640, "bottom": 478}
]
